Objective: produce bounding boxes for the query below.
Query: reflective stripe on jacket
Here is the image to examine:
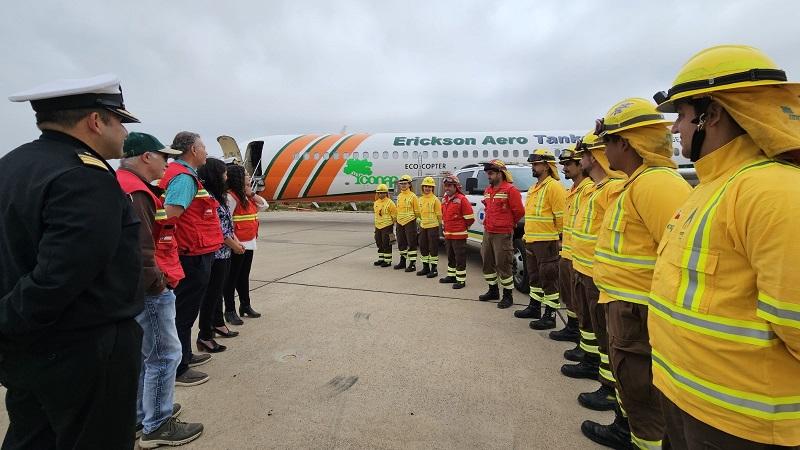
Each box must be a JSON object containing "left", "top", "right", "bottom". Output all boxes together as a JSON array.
[
  {"left": 561, "top": 177, "right": 593, "bottom": 259},
  {"left": 483, "top": 181, "right": 524, "bottom": 234},
  {"left": 396, "top": 190, "right": 420, "bottom": 225},
  {"left": 570, "top": 178, "right": 625, "bottom": 277},
  {"left": 442, "top": 192, "right": 474, "bottom": 239},
  {"left": 419, "top": 193, "right": 442, "bottom": 229},
  {"left": 373, "top": 197, "right": 397, "bottom": 229}
]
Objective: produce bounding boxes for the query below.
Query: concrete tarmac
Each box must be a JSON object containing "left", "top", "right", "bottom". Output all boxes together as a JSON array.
[{"left": 0, "top": 211, "right": 610, "bottom": 449}]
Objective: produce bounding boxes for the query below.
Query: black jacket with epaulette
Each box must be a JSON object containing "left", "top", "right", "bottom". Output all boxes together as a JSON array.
[{"left": 0, "top": 130, "right": 143, "bottom": 352}]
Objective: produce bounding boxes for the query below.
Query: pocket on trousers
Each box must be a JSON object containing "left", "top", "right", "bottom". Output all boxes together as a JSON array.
[{"left": 611, "top": 350, "right": 654, "bottom": 404}]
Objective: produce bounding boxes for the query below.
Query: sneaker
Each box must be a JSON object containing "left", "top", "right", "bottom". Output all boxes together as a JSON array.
[
  {"left": 175, "top": 369, "right": 209, "bottom": 387},
  {"left": 135, "top": 403, "right": 183, "bottom": 439},
  {"left": 139, "top": 417, "right": 203, "bottom": 449},
  {"left": 188, "top": 353, "right": 212, "bottom": 367}
]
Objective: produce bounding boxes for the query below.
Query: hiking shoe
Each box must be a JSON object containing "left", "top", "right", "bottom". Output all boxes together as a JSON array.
[
  {"left": 188, "top": 353, "right": 212, "bottom": 367},
  {"left": 175, "top": 369, "right": 209, "bottom": 387},
  {"left": 139, "top": 417, "right": 203, "bottom": 448}
]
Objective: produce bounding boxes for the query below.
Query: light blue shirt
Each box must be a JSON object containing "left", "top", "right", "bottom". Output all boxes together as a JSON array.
[{"left": 163, "top": 159, "right": 198, "bottom": 210}]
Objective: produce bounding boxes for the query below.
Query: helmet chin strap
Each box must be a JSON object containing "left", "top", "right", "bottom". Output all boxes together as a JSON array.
[{"left": 689, "top": 97, "right": 712, "bottom": 162}]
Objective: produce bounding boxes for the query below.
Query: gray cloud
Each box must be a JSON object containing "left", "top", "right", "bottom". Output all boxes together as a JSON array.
[{"left": 2, "top": 0, "right": 799, "bottom": 156}]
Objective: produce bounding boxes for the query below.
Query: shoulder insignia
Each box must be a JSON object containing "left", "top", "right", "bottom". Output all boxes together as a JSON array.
[{"left": 77, "top": 152, "right": 109, "bottom": 171}]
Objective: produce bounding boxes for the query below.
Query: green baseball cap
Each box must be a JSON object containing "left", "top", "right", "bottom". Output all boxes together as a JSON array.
[{"left": 123, "top": 132, "right": 182, "bottom": 158}]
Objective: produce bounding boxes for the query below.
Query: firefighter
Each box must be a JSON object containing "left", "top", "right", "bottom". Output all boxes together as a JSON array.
[
  {"left": 650, "top": 45, "right": 800, "bottom": 448},
  {"left": 373, "top": 183, "right": 397, "bottom": 267},
  {"left": 582, "top": 98, "right": 692, "bottom": 450},
  {"left": 479, "top": 160, "right": 525, "bottom": 308},
  {"left": 514, "top": 148, "right": 566, "bottom": 330},
  {"left": 416, "top": 176, "right": 442, "bottom": 278},
  {"left": 394, "top": 174, "right": 421, "bottom": 272},
  {"left": 563, "top": 132, "right": 626, "bottom": 416},
  {"left": 439, "top": 175, "right": 475, "bottom": 289},
  {"left": 549, "top": 145, "right": 592, "bottom": 347}
]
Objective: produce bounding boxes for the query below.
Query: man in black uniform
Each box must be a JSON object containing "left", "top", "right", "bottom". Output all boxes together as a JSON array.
[{"left": 0, "top": 74, "right": 144, "bottom": 449}]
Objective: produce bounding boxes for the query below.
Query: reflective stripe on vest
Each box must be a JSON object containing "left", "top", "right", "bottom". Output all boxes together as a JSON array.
[{"left": 232, "top": 214, "right": 258, "bottom": 222}]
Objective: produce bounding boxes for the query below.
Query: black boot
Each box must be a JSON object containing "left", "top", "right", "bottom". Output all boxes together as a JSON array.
[
  {"left": 405, "top": 261, "right": 417, "bottom": 273},
  {"left": 529, "top": 306, "right": 557, "bottom": 330},
  {"left": 549, "top": 317, "right": 580, "bottom": 342},
  {"left": 416, "top": 262, "right": 430, "bottom": 276},
  {"left": 561, "top": 354, "right": 599, "bottom": 380},
  {"left": 563, "top": 344, "right": 586, "bottom": 362},
  {"left": 373, "top": 259, "right": 383, "bottom": 266},
  {"left": 239, "top": 305, "right": 262, "bottom": 318},
  {"left": 393, "top": 256, "right": 406, "bottom": 270},
  {"left": 581, "top": 407, "right": 633, "bottom": 450},
  {"left": 513, "top": 299, "right": 541, "bottom": 318},
  {"left": 380, "top": 260, "right": 392, "bottom": 267},
  {"left": 479, "top": 285, "right": 499, "bottom": 301},
  {"left": 426, "top": 264, "right": 438, "bottom": 278},
  {"left": 497, "top": 289, "right": 514, "bottom": 309},
  {"left": 452, "top": 281, "right": 465, "bottom": 289},
  {"left": 439, "top": 275, "right": 456, "bottom": 284},
  {"left": 578, "top": 384, "right": 617, "bottom": 412}
]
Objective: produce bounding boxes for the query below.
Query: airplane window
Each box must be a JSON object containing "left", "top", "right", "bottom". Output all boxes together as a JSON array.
[
  {"left": 472, "top": 150, "right": 478, "bottom": 158},
  {"left": 372, "top": 152, "right": 379, "bottom": 159},
  {"left": 422, "top": 151, "right": 429, "bottom": 159},
  {"left": 523, "top": 149, "right": 530, "bottom": 157},
  {"left": 503, "top": 150, "right": 509, "bottom": 158},
  {"left": 413, "top": 151, "right": 419, "bottom": 159},
  {"left": 442, "top": 150, "right": 448, "bottom": 158},
  {"left": 332, "top": 152, "right": 339, "bottom": 160},
  {"left": 313, "top": 153, "right": 320, "bottom": 161},
  {"left": 482, "top": 150, "right": 489, "bottom": 158},
  {"left": 343, "top": 152, "right": 350, "bottom": 159},
  {"left": 513, "top": 150, "right": 519, "bottom": 157},
  {"left": 303, "top": 153, "right": 310, "bottom": 160},
  {"left": 323, "top": 153, "right": 330, "bottom": 160},
  {"left": 452, "top": 151, "right": 458, "bottom": 159},
  {"left": 382, "top": 151, "right": 389, "bottom": 159},
  {"left": 293, "top": 153, "right": 299, "bottom": 160},
  {"left": 402, "top": 151, "right": 409, "bottom": 159},
  {"left": 392, "top": 151, "right": 399, "bottom": 159},
  {"left": 462, "top": 150, "right": 468, "bottom": 158},
  {"left": 432, "top": 151, "right": 438, "bottom": 159},
  {"left": 493, "top": 150, "right": 499, "bottom": 157}
]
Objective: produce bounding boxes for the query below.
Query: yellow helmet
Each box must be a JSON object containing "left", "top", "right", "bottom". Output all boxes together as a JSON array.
[
  {"left": 654, "top": 45, "right": 793, "bottom": 113},
  {"left": 596, "top": 97, "right": 671, "bottom": 137},
  {"left": 527, "top": 148, "right": 556, "bottom": 163},
  {"left": 375, "top": 184, "right": 389, "bottom": 193},
  {"left": 421, "top": 176, "right": 436, "bottom": 187},
  {"left": 558, "top": 144, "right": 581, "bottom": 163},
  {"left": 575, "top": 130, "right": 604, "bottom": 155},
  {"left": 398, "top": 174, "right": 413, "bottom": 183}
]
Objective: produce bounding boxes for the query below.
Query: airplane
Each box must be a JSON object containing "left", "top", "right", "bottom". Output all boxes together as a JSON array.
[{"left": 217, "top": 131, "right": 694, "bottom": 203}]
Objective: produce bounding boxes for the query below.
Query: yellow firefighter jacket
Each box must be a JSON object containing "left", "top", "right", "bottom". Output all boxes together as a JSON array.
[
  {"left": 649, "top": 135, "right": 800, "bottom": 446},
  {"left": 570, "top": 177, "right": 625, "bottom": 277},
  {"left": 523, "top": 177, "right": 567, "bottom": 243},
  {"left": 594, "top": 165, "right": 691, "bottom": 304},
  {"left": 396, "top": 190, "right": 420, "bottom": 226},
  {"left": 561, "top": 177, "right": 593, "bottom": 259},
  {"left": 419, "top": 193, "right": 442, "bottom": 229},
  {"left": 373, "top": 197, "right": 397, "bottom": 229}
]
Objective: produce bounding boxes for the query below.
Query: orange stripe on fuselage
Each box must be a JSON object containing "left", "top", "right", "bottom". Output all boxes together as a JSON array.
[
  {"left": 280, "top": 134, "right": 341, "bottom": 200},
  {"left": 262, "top": 134, "right": 319, "bottom": 200},
  {"left": 306, "top": 133, "right": 371, "bottom": 198}
]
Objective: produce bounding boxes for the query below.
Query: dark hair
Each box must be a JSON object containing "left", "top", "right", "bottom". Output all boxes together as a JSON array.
[
  {"left": 197, "top": 158, "right": 228, "bottom": 206},
  {"left": 36, "top": 108, "right": 112, "bottom": 127},
  {"left": 226, "top": 164, "right": 249, "bottom": 208}
]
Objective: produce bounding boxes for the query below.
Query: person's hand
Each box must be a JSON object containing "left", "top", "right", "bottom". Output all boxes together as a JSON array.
[{"left": 235, "top": 243, "right": 246, "bottom": 254}]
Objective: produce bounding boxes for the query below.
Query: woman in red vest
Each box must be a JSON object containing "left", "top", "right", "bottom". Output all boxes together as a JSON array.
[{"left": 223, "top": 164, "right": 268, "bottom": 325}]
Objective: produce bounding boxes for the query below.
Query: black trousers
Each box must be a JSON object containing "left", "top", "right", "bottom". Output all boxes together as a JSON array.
[
  {"left": 199, "top": 257, "right": 230, "bottom": 340},
  {"left": 224, "top": 250, "right": 254, "bottom": 312},
  {"left": 174, "top": 253, "right": 214, "bottom": 375},
  {"left": 0, "top": 320, "right": 142, "bottom": 450}
]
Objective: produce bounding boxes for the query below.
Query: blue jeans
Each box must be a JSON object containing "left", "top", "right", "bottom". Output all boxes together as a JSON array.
[{"left": 135, "top": 289, "right": 182, "bottom": 434}]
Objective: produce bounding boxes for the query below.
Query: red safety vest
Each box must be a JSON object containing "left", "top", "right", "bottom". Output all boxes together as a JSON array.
[
  {"left": 117, "top": 168, "right": 185, "bottom": 288},
  {"left": 158, "top": 162, "right": 223, "bottom": 256},
  {"left": 442, "top": 192, "right": 474, "bottom": 239},
  {"left": 230, "top": 191, "right": 259, "bottom": 241},
  {"left": 482, "top": 181, "right": 524, "bottom": 234}
]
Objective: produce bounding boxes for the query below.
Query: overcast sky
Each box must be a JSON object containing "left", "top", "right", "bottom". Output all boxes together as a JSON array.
[{"left": 1, "top": 1, "right": 798, "bottom": 157}]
